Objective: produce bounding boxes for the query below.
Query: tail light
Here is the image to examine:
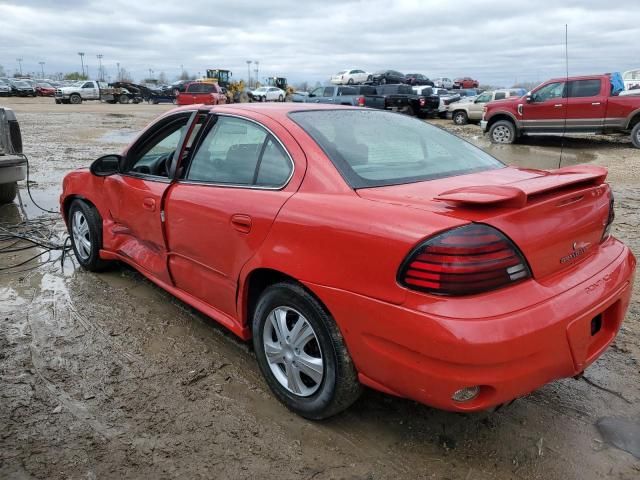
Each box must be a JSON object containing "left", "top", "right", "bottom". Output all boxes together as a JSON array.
[
  {"left": 398, "top": 224, "right": 531, "bottom": 296},
  {"left": 602, "top": 190, "right": 615, "bottom": 241},
  {"left": 357, "top": 96, "right": 365, "bottom": 107},
  {"left": 419, "top": 98, "right": 426, "bottom": 107}
]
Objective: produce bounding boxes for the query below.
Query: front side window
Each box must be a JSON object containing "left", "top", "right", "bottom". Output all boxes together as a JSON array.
[
  {"left": 476, "top": 92, "right": 492, "bottom": 103},
  {"left": 323, "top": 87, "right": 334, "bottom": 97},
  {"left": 83, "top": 82, "right": 94, "bottom": 88},
  {"left": 567, "top": 79, "right": 601, "bottom": 98},
  {"left": 186, "top": 116, "right": 292, "bottom": 187},
  {"left": 289, "top": 110, "right": 503, "bottom": 188},
  {"left": 532, "top": 82, "right": 565, "bottom": 102}
]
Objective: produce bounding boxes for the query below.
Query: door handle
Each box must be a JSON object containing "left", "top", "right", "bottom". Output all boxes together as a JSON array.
[
  {"left": 591, "top": 102, "right": 601, "bottom": 106},
  {"left": 554, "top": 104, "right": 564, "bottom": 108},
  {"left": 231, "top": 214, "right": 252, "bottom": 233},
  {"left": 142, "top": 198, "right": 156, "bottom": 211}
]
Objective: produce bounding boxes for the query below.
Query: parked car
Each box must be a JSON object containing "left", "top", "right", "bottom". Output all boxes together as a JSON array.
[
  {"left": 301, "top": 85, "right": 375, "bottom": 107},
  {"left": 60, "top": 103, "right": 635, "bottom": 419},
  {"left": 622, "top": 69, "right": 640, "bottom": 91},
  {"left": 449, "top": 89, "right": 523, "bottom": 125},
  {"left": 367, "top": 70, "right": 406, "bottom": 85},
  {"left": 481, "top": 74, "right": 640, "bottom": 148},
  {"left": 9, "top": 80, "right": 36, "bottom": 97},
  {"left": 421, "top": 87, "right": 461, "bottom": 118},
  {"left": 453, "top": 77, "right": 479, "bottom": 89},
  {"left": 36, "top": 82, "right": 56, "bottom": 97},
  {"left": 0, "top": 107, "right": 26, "bottom": 204},
  {"left": 176, "top": 82, "right": 227, "bottom": 106},
  {"left": 171, "top": 79, "right": 191, "bottom": 96},
  {"left": 0, "top": 79, "right": 11, "bottom": 97},
  {"left": 249, "top": 86, "right": 286, "bottom": 102},
  {"left": 432, "top": 77, "right": 454, "bottom": 89},
  {"left": 330, "top": 69, "right": 369, "bottom": 85},
  {"left": 406, "top": 86, "right": 440, "bottom": 118},
  {"left": 404, "top": 74, "right": 434, "bottom": 86}
]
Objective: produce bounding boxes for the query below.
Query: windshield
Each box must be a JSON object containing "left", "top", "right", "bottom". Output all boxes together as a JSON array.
[
  {"left": 336, "top": 71, "right": 346, "bottom": 75},
  {"left": 255, "top": 87, "right": 267, "bottom": 92},
  {"left": 289, "top": 110, "right": 504, "bottom": 188},
  {"left": 14, "top": 81, "right": 29, "bottom": 87},
  {"left": 38, "top": 83, "right": 52, "bottom": 88}
]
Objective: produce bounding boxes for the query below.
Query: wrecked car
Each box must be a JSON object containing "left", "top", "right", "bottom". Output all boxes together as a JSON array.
[{"left": 60, "top": 104, "right": 636, "bottom": 419}]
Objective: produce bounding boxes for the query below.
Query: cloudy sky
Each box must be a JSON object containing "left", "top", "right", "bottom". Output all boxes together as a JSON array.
[{"left": 0, "top": 0, "right": 638, "bottom": 87}]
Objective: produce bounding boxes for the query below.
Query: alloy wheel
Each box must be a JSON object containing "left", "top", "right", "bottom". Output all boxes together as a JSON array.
[
  {"left": 72, "top": 210, "right": 91, "bottom": 260},
  {"left": 262, "top": 306, "right": 324, "bottom": 397}
]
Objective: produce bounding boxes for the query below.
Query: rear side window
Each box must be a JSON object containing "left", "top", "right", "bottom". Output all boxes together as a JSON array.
[
  {"left": 494, "top": 92, "right": 506, "bottom": 100},
  {"left": 186, "top": 116, "right": 292, "bottom": 187},
  {"left": 323, "top": 87, "right": 334, "bottom": 97},
  {"left": 568, "top": 79, "right": 601, "bottom": 97},
  {"left": 337, "top": 87, "right": 357, "bottom": 95},
  {"left": 289, "top": 110, "right": 503, "bottom": 188}
]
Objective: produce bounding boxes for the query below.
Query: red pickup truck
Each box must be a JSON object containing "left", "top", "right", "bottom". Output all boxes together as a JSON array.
[
  {"left": 176, "top": 82, "right": 227, "bottom": 106},
  {"left": 481, "top": 74, "right": 640, "bottom": 148}
]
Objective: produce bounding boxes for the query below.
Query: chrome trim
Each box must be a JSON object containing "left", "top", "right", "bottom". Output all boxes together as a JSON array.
[{"left": 179, "top": 112, "right": 295, "bottom": 191}]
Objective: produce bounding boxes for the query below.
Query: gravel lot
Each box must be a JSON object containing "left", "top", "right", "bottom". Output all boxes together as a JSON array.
[{"left": 1, "top": 97, "right": 639, "bottom": 479}]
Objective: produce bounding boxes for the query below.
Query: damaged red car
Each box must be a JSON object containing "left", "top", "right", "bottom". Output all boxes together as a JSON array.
[{"left": 60, "top": 104, "right": 635, "bottom": 419}]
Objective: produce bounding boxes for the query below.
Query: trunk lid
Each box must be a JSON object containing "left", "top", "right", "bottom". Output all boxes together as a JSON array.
[{"left": 357, "top": 165, "right": 611, "bottom": 279}]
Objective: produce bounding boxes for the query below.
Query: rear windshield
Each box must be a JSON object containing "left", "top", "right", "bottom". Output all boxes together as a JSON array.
[{"left": 289, "top": 110, "right": 504, "bottom": 188}]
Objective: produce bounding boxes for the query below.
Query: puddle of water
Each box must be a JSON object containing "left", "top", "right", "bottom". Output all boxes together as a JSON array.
[
  {"left": 97, "top": 130, "right": 138, "bottom": 144},
  {"left": 483, "top": 143, "right": 597, "bottom": 169},
  {"left": 596, "top": 417, "right": 640, "bottom": 459}
]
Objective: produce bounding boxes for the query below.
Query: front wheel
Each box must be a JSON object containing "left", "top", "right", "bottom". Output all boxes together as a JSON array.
[
  {"left": 119, "top": 94, "right": 129, "bottom": 104},
  {"left": 489, "top": 120, "right": 517, "bottom": 144},
  {"left": 252, "top": 282, "right": 362, "bottom": 419},
  {"left": 68, "top": 200, "right": 109, "bottom": 271},
  {"left": 452, "top": 110, "right": 468, "bottom": 125},
  {"left": 278, "top": 94, "right": 284, "bottom": 102},
  {"left": 69, "top": 94, "right": 82, "bottom": 104},
  {"left": 631, "top": 123, "right": 640, "bottom": 149}
]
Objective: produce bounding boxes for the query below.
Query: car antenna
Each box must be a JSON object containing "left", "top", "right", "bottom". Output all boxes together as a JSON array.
[{"left": 559, "top": 24, "right": 569, "bottom": 169}]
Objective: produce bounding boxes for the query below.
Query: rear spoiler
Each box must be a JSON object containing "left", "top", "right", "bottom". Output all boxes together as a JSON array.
[{"left": 435, "top": 166, "right": 608, "bottom": 208}]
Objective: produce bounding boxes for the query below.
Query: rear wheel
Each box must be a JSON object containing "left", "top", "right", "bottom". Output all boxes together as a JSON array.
[
  {"left": 452, "top": 110, "right": 468, "bottom": 125},
  {"left": 631, "top": 123, "right": 640, "bottom": 149},
  {"left": 68, "top": 200, "right": 109, "bottom": 272},
  {"left": 347, "top": 78, "right": 354, "bottom": 85},
  {"left": 0, "top": 182, "right": 17, "bottom": 204},
  {"left": 489, "top": 120, "right": 516, "bottom": 144},
  {"left": 119, "top": 94, "right": 129, "bottom": 104},
  {"left": 55, "top": 99, "right": 61, "bottom": 104},
  {"left": 278, "top": 94, "right": 284, "bottom": 102},
  {"left": 252, "top": 282, "right": 362, "bottom": 419}
]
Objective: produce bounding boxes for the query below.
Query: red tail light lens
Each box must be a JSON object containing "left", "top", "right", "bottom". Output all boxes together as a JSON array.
[
  {"left": 357, "top": 96, "right": 365, "bottom": 107},
  {"left": 398, "top": 224, "right": 531, "bottom": 296},
  {"left": 602, "top": 190, "right": 615, "bottom": 241},
  {"left": 419, "top": 98, "right": 426, "bottom": 107}
]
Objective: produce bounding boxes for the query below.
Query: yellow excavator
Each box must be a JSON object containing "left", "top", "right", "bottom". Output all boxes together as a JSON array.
[{"left": 204, "top": 69, "right": 249, "bottom": 103}]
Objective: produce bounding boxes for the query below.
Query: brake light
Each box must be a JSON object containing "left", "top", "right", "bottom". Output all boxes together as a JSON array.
[
  {"left": 398, "top": 224, "right": 531, "bottom": 296},
  {"left": 602, "top": 190, "right": 615, "bottom": 241},
  {"left": 357, "top": 96, "right": 365, "bottom": 107},
  {"left": 419, "top": 98, "right": 426, "bottom": 107}
]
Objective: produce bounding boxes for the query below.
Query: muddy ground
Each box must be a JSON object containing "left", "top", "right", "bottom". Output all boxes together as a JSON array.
[{"left": 1, "top": 97, "right": 639, "bottom": 479}]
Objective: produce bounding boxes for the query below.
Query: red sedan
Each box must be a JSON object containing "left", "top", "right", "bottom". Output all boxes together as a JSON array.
[
  {"left": 454, "top": 77, "right": 480, "bottom": 89},
  {"left": 60, "top": 104, "right": 635, "bottom": 419},
  {"left": 36, "top": 82, "right": 56, "bottom": 96}
]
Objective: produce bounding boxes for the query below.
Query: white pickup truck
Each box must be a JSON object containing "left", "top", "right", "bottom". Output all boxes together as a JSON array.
[
  {"left": 0, "top": 107, "right": 26, "bottom": 204},
  {"left": 54, "top": 80, "right": 129, "bottom": 105}
]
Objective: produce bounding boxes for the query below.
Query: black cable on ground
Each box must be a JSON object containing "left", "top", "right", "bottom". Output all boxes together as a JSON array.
[{"left": 20, "top": 153, "right": 60, "bottom": 214}]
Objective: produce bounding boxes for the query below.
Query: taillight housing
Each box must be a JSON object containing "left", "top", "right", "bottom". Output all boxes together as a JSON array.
[
  {"left": 357, "top": 96, "right": 365, "bottom": 107},
  {"left": 398, "top": 224, "right": 531, "bottom": 296},
  {"left": 419, "top": 98, "right": 426, "bottom": 107},
  {"left": 602, "top": 190, "right": 615, "bottom": 241}
]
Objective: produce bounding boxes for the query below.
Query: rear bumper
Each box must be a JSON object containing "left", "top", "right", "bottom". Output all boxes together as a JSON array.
[
  {"left": 0, "top": 156, "right": 27, "bottom": 184},
  {"left": 305, "top": 239, "right": 635, "bottom": 412}
]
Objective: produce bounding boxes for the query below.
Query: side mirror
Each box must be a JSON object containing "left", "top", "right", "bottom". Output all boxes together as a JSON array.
[
  {"left": 90, "top": 154, "right": 122, "bottom": 176},
  {"left": 526, "top": 95, "right": 533, "bottom": 103},
  {"left": 308, "top": 93, "right": 315, "bottom": 98}
]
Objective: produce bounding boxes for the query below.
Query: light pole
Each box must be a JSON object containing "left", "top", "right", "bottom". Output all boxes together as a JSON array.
[
  {"left": 39, "top": 61, "right": 45, "bottom": 78},
  {"left": 180, "top": 64, "right": 184, "bottom": 79},
  {"left": 254, "top": 60, "right": 259, "bottom": 87},
  {"left": 116, "top": 62, "right": 120, "bottom": 81},
  {"left": 246, "top": 60, "right": 252, "bottom": 88},
  {"left": 149, "top": 68, "right": 154, "bottom": 81},
  {"left": 16, "top": 58, "right": 23, "bottom": 76},
  {"left": 97, "top": 54, "right": 103, "bottom": 81},
  {"left": 78, "top": 52, "right": 85, "bottom": 77}
]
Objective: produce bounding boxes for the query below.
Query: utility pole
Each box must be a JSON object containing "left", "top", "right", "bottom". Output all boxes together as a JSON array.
[
  {"left": 116, "top": 62, "right": 120, "bottom": 81},
  {"left": 78, "top": 52, "right": 85, "bottom": 77},
  {"left": 39, "top": 61, "right": 45, "bottom": 78},
  {"left": 16, "top": 58, "right": 23, "bottom": 76},
  {"left": 254, "top": 60, "right": 259, "bottom": 87},
  {"left": 97, "top": 54, "right": 104, "bottom": 81},
  {"left": 149, "top": 68, "right": 154, "bottom": 81},
  {"left": 246, "top": 60, "right": 252, "bottom": 88}
]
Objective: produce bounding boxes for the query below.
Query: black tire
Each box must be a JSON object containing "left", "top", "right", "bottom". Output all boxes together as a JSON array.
[
  {"left": 452, "top": 110, "right": 468, "bottom": 125},
  {"left": 406, "top": 105, "right": 416, "bottom": 116},
  {"left": 0, "top": 182, "right": 17, "bottom": 204},
  {"left": 380, "top": 77, "right": 387, "bottom": 84},
  {"left": 55, "top": 99, "right": 61, "bottom": 104},
  {"left": 252, "top": 282, "right": 362, "bottom": 420},
  {"left": 119, "top": 94, "right": 129, "bottom": 104},
  {"left": 489, "top": 119, "right": 517, "bottom": 144},
  {"left": 347, "top": 78, "right": 354, "bottom": 85},
  {"left": 278, "top": 94, "right": 284, "bottom": 102},
  {"left": 69, "top": 94, "right": 82, "bottom": 105},
  {"left": 68, "top": 199, "right": 109, "bottom": 272},
  {"left": 438, "top": 111, "right": 448, "bottom": 119},
  {"left": 631, "top": 122, "right": 640, "bottom": 149}
]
